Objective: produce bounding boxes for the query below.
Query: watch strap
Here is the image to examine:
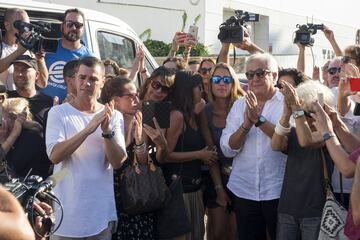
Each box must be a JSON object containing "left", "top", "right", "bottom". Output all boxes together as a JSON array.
[{"left": 102, "top": 131, "right": 115, "bottom": 139}]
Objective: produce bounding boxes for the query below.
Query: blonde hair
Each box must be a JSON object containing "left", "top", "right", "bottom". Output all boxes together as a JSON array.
[
  {"left": 2, "top": 98, "right": 32, "bottom": 120},
  {"left": 296, "top": 80, "right": 334, "bottom": 111},
  {"left": 208, "top": 63, "right": 246, "bottom": 112}
]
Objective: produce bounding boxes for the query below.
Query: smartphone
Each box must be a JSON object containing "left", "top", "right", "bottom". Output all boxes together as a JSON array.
[
  {"left": 142, "top": 101, "right": 171, "bottom": 129},
  {"left": 349, "top": 78, "right": 360, "bottom": 92},
  {"left": 317, "top": 92, "right": 324, "bottom": 107},
  {"left": 188, "top": 25, "right": 198, "bottom": 40}
]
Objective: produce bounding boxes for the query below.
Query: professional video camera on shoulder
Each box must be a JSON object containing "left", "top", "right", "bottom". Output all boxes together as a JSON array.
[
  {"left": 13, "top": 20, "right": 58, "bottom": 54},
  {"left": 293, "top": 23, "right": 324, "bottom": 47},
  {"left": 218, "top": 10, "right": 259, "bottom": 43}
]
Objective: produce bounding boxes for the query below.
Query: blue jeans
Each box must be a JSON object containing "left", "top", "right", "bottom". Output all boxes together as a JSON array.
[{"left": 276, "top": 213, "right": 321, "bottom": 240}]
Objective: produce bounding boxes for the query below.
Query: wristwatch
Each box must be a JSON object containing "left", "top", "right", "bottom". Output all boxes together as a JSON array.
[
  {"left": 102, "top": 131, "right": 115, "bottom": 139},
  {"left": 292, "top": 110, "right": 305, "bottom": 119},
  {"left": 255, "top": 115, "right": 266, "bottom": 127},
  {"left": 323, "top": 132, "right": 335, "bottom": 142}
]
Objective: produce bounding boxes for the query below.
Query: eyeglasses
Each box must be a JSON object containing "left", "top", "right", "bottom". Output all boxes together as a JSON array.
[
  {"left": 199, "top": 67, "right": 212, "bottom": 75},
  {"left": 211, "top": 75, "right": 233, "bottom": 84},
  {"left": 119, "top": 92, "right": 139, "bottom": 100},
  {"left": 341, "top": 55, "right": 358, "bottom": 64},
  {"left": 245, "top": 68, "right": 270, "bottom": 80},
  {"left": 150, "top": 81, "right": 171, "bottom": 93},
  {"left": 328, "top": 67, "right": 341, "bottom": 75},
  {"left": 64, "top": 21, "right": 84, "bottom": 29}
]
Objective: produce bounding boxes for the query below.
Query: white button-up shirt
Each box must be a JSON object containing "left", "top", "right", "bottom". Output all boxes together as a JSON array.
[{"left": 220, "top": 90, "right": 287, "bottom": 201}]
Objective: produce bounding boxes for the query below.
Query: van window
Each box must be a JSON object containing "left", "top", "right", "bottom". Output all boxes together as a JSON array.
[{"left": 97, "top": 31, "right": 134, "bottom": 69}]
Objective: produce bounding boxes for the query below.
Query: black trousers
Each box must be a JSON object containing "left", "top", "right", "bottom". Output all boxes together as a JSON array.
[{"left": 233, "top": 196, "right": 279, "bottom": 240}]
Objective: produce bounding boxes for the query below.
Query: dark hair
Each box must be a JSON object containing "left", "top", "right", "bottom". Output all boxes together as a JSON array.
[
  {"left": 63, "top": 8, "right": 85, "bottom": 22},
  {"left": 77, "top": 56, "right": 104, "bottom": 74},
  {"left": 63, "top": 59, "right": 80, "bottom": 78},
  {"left": 169, "top": 71, "right": 202, "bottom": 123},
  {"left": 162, "top": 57, "right": 187, "bottom": 70},
  {"left": 4, "top": 8, "right": 25, "bottom": 22},
  {"left": 100, "top": 76, "right": 132, "bottom": 104},
  {"left": 278, "top": 68, "right": 306, "bottom": 86},
  {"left": 344, "top": 44, "right": 360, "bottom": 67},
  {"left": 198, "top": 58, "right": 215, "bottom": 70},
  {"left": 139, "top": 66, "right": 175, "bottom": 100}
]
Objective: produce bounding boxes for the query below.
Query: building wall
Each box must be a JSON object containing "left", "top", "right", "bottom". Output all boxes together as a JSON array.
[{"left": 35, "top": 0, "right": 359, "bottom": 74}]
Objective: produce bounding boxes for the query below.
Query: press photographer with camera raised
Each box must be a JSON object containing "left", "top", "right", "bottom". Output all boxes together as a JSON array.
[{"left": 0, "top": 8, "right": 48, "bottom": 91}]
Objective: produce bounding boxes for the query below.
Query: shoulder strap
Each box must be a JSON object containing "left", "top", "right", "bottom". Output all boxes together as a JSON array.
[
  {"left": 178, "top": 120, "right": 185, "bottom": 177},
  {"left": 320, "top": 148, "right": 331, "bottom": 195}
]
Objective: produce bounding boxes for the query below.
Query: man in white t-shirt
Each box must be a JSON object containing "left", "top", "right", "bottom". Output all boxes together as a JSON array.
[
  {"left": 46, "top": 57, "right": 127, "bottom": 240},
  {"left": 0, "top": 8, "right": 48, "bottom": 90}
]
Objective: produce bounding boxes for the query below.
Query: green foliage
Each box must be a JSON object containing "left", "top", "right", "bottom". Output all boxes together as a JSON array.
[
  {"left": 143, "top": 39, "right": 209, "bottom": 57},
  {"left": 139, "top": 28, "right": 152, "bottom": 41},
  {"left": 143, "top": 39, "right": 171, "bottom": 57},
  {"left": 181, "top": 12, "right": 188, "bottom": 32},
  {"left": 193, "top": 14, "right": 201, "bottom": 26}
]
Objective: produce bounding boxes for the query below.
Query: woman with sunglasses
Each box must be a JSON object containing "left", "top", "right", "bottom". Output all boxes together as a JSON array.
[
  {"left": 101, "top": 76, "right": 168, "bottom": 240},
  {"left": 203, "top": 63, "right": 245, "bottom": 240},
  {"left": 163, "top": 71, "right": 218, "bottom": 240},
  {"left": 198, "top": 58, "right": 216, "bottom": 101}
]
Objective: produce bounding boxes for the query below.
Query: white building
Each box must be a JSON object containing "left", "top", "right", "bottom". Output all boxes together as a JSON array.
[{"left": 35, "top": 0, "right": 360, "bottom": 74}]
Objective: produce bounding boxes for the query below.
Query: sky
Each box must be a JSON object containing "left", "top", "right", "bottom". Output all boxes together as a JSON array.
[{"left": 241, "top": 0, "right": 360, "bottom": 28}]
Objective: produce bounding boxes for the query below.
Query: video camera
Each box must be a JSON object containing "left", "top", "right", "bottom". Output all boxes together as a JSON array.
[
  {"left": 13, "top": 20, "right": 58, "bottom": 54},
  {"left": 218, "top": 10, "right": 259, "bottom": 43},
  {"left": 0, "top": 168, "right": 66, "bottom": 237},
  {"left": 293, "top": 23, "right": 324, "bottom": 47}
]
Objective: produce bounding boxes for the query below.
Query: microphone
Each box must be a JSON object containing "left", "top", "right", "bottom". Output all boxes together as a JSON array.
[{"left": 36, "top": 168, "right": 68, "bottom": 193}]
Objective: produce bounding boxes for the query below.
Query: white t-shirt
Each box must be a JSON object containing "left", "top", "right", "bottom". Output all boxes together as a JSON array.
[
  {"left": 46, "top": 103, "right": 126, "bottom": 237},
  {"left": 0, "top": 42, "right": 31, "bottom": 90}
]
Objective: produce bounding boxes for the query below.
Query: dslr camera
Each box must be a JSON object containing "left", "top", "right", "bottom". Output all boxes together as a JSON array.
[
  {"left": 218, "top": 10, "right": 259, "bottom": 43},
  {"left": 293, "top": 23, "right": 324, "bottom": 47},
  {"left": 13, "top": 20, "right": 58, "bottom": 54}
]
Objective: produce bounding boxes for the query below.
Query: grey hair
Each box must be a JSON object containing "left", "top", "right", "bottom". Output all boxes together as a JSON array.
[
  {"left": 245, "top": 53, "right": 278, "bottom": 73},
  {"left": 296, "top": 80, "right": 335, "bottom": 111}
]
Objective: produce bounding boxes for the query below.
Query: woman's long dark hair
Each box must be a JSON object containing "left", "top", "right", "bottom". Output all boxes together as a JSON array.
[{"left": 169, "top": 71, "right": 202, "bottom": 124}]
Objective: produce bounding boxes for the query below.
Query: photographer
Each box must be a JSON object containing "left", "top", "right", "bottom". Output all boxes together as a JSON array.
[
  {"left": 0, "top": 8, "right": 48, "bottom": 90},
  {"left": 0, "top": 186, "right": 35, "bottom": 240}
]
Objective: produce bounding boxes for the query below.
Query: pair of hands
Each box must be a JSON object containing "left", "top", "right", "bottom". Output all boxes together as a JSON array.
[
  {"left": 132, "top": 46, "right": 146, "bottom": 73},
  {"left": 278, "top": 81, "right": 302, "bottom": 114},
  {"left": 243, "top": 91, "right": 264, "bottom": 128},
  {"left": 310, "top": 101, "right": 342, "bottom": 136},
  {"left": 171, "top": 32, "right": 197, "bottom": 52},
  {"left": 86, "top": 101, "right": 114, "bottom": 135}
]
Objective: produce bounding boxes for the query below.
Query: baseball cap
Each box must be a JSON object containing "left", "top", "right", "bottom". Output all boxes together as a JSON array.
[{"left": 12, "top": 55, "right": 38, "bottom": 71}]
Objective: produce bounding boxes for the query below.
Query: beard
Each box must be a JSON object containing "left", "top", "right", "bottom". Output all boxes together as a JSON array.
[{"left": 63, "top": 31, "right": 81, "bottom": 42}]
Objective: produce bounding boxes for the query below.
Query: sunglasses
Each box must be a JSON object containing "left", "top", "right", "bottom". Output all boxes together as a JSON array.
[
  {"left": 211, "top": 75, "right": 233, "bottom": 84},
  {"left": 199, "top": 67, "right": 212, "bottom": 75},
  {"left": 150, "top": 81, "right": 171, "bottom": 93},
  {"left": 245, "top": 68, "right": 270, "bottom": 80},
  {"left": 64, "top": 21, "right": 84, "bottom": 29},
  {"left": 119, "top": 92, "right": 139, "bottom": 100},
  {"left": 328, "top": 67, "right": 341, "bottom": 75},
  {"left": 341, "top": 55, "right": 358, "bottom": 64}
]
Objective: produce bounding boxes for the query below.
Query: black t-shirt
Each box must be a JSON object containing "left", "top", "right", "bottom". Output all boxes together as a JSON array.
[
  {"left": 278, "top": 128, "right": 333, "bottom": 218},
  {"left": 7, "top": 90, "right": 53, "bottom": 128},
  {"left": 6, "top": 127, "right": 51, "bottom": 179}
]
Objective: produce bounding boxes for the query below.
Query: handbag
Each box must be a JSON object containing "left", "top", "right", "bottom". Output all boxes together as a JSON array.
[
  {"left": 119, "top": 153, "right": 170, "bottom": 215},
  {"left": 318, "top": 148, "right": 349, "bottom": 240},
  {"left": 156, "top": 123, "right": 192, "bottom": 239}
]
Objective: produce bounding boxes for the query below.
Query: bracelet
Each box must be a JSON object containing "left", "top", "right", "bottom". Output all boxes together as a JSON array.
[
  {"left": 240, "top": 124, "right": 250, "bottom": 133},
  {"left": 274, "top": 121, "right": 291, "bottom": 136},
  {"left": 134, "top": 142, "right": 147, "bottom": 154},
  {"left": 214, "top": 184, "right": 224, "bottom": 191}
]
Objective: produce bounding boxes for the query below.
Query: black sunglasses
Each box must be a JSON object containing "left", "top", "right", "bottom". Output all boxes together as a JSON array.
[
  {"left": 199, "top": 67, "right": 212, "bottom": 75},
  {"left": 64, "top": 21, "right": 84, "bottom": 29},
  {"left": 328, "top": 67, "right": 341, "bottom": 75},
  {"left": 151, "top": 81, "right": 171, "bottom": 93},
  {"left": 245, "top": 68, "right": 270, "bottom": 80}
]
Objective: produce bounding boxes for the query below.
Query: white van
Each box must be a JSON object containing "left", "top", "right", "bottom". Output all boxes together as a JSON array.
[{"left": 0, "top": 0, "right": 158, "bottom": 87}]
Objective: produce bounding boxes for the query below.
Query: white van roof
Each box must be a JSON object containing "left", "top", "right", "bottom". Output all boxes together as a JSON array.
[{"left": 0, "top": 0, "right": 137, "bottom": 35}]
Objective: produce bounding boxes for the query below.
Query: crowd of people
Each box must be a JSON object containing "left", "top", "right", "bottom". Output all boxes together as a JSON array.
[{"left": 0, "top": 5, "right": 360, "bottom": 240}]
